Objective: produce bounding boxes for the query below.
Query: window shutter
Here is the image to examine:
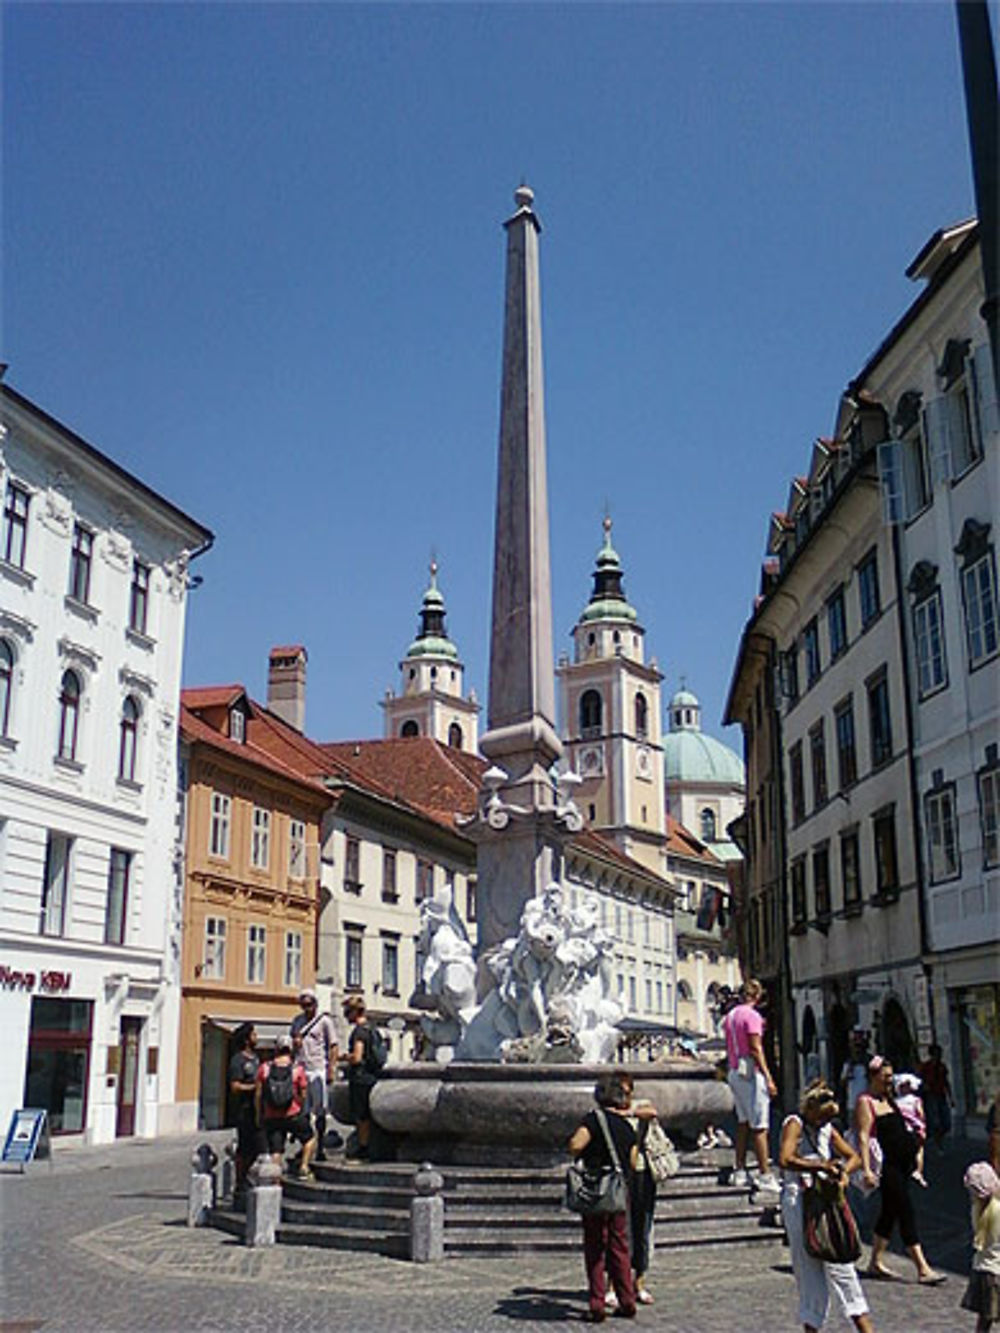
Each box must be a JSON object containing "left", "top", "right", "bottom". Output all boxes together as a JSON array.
[
  {"left": 972, "top": 342, "right": 999, "bottom": 443},
  {"left": 924, "top": 396, "right": 952, "bottom": 484},
  {"left": 877, "top": 440, "right": 902, "bottom": 523}
]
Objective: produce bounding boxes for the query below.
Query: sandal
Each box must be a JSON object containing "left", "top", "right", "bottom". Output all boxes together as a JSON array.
[
  {"left": 865, "top": 1267, "right": 902, "bottom": 1282},
  {"left": 918, "top": 1272, "right": 946, "bottom": 1286}
]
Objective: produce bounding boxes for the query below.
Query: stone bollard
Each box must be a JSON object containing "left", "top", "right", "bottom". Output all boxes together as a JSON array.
[
  {"left": 410, "top": 1161, "right": 445, "bottom": 1263},
  {"left": 221, "top": 1135, "right": 237, "bottom": 1203},
  {"left": 187, "top": 1143, "right": 219, "bottom": 1227},
  {"left": 245, "top": 1156, "right": 283, "bottom": 1248}
]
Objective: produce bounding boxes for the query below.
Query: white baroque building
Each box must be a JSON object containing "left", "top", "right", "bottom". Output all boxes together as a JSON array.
[{"left": 0, "top": 384, "right": 212, "bottom": 1143}]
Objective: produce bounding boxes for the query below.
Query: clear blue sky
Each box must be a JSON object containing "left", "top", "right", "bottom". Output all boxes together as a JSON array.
[{"left": 3, "top": 3, "right": 989, "bottom": 748}]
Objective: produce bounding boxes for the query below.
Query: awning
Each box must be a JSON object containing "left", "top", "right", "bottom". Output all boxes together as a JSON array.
[
  {"left": 616, "top": 1017, "right": 682, "bottom": 1037},
  {"left": 205, "top": 1015, "right": 295, "bottom": 1046}
]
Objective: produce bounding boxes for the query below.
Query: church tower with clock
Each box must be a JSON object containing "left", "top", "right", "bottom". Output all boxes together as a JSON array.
[{"left": 556, "top": 518, "right": 667, "bottom": 876}]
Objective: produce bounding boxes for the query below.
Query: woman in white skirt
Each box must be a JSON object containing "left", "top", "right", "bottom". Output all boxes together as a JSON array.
[{"left": 779, "top": 1080, "right": 875, "bottom": 1333}]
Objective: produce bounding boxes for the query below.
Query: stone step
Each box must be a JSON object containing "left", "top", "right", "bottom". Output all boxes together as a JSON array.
[
  {"left": 283, "top": 1178, "right": 416, "bottom": 1209},
  {"left": 444, "top": 1216, "right": 783, "bottom": 1255},
  {"left": 280, "top": 1199, "right": 411, "bottom": 1233},
  {"left": 207, "top": 1205, "right": 410, "bottom": 1257}
]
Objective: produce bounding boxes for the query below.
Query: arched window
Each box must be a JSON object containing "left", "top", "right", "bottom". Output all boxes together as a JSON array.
[
  {"left": 119, "top": 696, "right": 140, "bottom": 782},
  {"left": 58, "top": 669, "right": 81, "bottom": 761},
  {"left": 400, "top": 720, "right": 419, "bottom": 738},
  {"left": 447, "top": 722, "right": 463, "bottom": 750},
  {"left": 700, "top": 808, "right": 717, "bottom": 842},
  {"left": 0, "top": 639, "right": 13, "bottom": 737},
  {"left": 580, "top": 689, "right": 602, "bottom": 737},
  {"left": 634, "top": 692, "right": 648, "bottom": 740},
  {"left": 677, "top": 980, "right": 693, "bottom": 1002}
]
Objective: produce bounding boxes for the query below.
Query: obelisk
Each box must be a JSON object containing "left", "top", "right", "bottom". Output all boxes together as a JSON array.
[{"left": 474, "top": 185, "right": 572, "bottom": 951}]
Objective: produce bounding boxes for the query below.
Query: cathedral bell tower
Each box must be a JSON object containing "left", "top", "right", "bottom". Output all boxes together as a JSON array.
[
  {"left": 382, "top": 560, "right": 479, "bottom": 751},
  {"left": 556, "top": 518, "right": 666, "bottom": 873}
]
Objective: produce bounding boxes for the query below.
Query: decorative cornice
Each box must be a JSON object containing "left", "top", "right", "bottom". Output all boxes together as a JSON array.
[
  {"left": 119, "top": 665, "right": 156, "bottom": 697},
  {"left": 0, "top": 608, "right": 36, "bottom": 641},
  {"left": 907, "top": 560, "right": 939, "bottom": 601},
  {"left": 893, "top": 389, "right": 923, "bottom": 437},
  {"left": 954, "top": 516, "right": 992, "bottom": 568},
  {"left": 937, "top": 337, "right": 971, "bottom": 389},
  {"left": 57, "top": 635, "right": 101, "bottom": 671}
]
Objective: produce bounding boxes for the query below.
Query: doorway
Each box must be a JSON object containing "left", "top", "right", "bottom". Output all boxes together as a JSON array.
[{"left": 116, "top": 1017, "right": 142, "bottom": 1137}]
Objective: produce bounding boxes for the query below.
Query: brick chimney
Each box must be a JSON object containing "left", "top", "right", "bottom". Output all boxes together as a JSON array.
[{"left": 267, "top": 645, "right": 307, "bottom": 732}]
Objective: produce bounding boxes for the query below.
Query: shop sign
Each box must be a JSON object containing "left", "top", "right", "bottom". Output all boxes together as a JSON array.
[
  {"left": 0, "top": 964, "right": 72, "bottom": 993},
  {"left": 2, "top": 1108, "right": 50, "bottom": 1168}
]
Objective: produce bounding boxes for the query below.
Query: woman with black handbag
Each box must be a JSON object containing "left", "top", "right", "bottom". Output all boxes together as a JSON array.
[
  {"left": 779, "top": 1079, "right": 875, "bottom": 1333},
  {"left": 568, "top": 1073, "right": 639, "bottom": 1322}
]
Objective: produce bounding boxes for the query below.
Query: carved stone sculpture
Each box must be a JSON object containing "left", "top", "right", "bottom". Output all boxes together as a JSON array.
[{"left": 417, "top": 882, "right": 622, "bottom": 1066}]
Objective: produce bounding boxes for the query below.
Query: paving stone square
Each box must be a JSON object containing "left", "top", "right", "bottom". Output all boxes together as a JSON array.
[{"left": 0, "top": 1132, "right": 979, "bottom": 1332}]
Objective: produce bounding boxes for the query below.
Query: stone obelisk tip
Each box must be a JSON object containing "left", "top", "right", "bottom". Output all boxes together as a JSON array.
[{"left": 514, "top": 183, "right": 534, "bottom": 209}]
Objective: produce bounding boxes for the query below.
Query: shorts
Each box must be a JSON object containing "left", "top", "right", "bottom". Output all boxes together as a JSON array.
[
  {"left": 303, "top": 1071, "right": 328, "bottom": 1117},
  {"left": 348, "top": 1078, "right": 373, "bottom": 1124},
  {"left": 727, "top": 1066, "right": 770, "bottom": 1130},
  {"left": 263, "top": 1112, "right": 314, "bottom": 1155}
]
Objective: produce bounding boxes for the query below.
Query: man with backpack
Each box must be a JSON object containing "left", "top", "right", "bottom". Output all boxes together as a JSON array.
[
  {"left": 254, "top": 1034, "right": 316, "bottom": 1180},
  {"left": 340, "top": 995, "right": 386, "bottom": 1160}
]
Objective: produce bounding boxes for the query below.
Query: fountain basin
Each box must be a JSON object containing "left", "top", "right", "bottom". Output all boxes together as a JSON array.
[{"left": 332, "top": 1059, "right": 733, "bottom": 1166}]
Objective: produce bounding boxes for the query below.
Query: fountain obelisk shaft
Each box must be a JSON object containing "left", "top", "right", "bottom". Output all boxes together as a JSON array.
[{"left": 475, "top": 185, "right": 568, "bottom": 951}]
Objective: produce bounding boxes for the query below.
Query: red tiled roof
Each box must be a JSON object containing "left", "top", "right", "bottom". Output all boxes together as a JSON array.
[
  {"left": 319, "top": 737, "right": 484, "bottom": 831},
  {"left": 666, "top": 814, "right": 721, "bottom": 864},
  {"left": 182, "top": 684, "right": 246, "bottom": 709},
  {"left": 179, "top": 702, "right": 328, "bottom": 798}
]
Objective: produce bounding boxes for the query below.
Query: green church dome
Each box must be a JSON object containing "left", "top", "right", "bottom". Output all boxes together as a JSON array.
[{"left": 664, "top": 729, "right": 745, "bottom": 785}]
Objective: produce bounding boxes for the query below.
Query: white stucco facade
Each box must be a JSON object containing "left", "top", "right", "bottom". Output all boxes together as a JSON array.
[{"left": 0, "top": 386, "right": 211, "bottom": 1143}]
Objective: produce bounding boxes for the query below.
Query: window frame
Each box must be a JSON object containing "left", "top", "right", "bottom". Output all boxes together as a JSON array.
[
  {"left": 789, "top": 741, "right": 806, "bottom": 825},
  {"left": 41, "top": 832, "right": 71, "bottom": 937},
  {"left": 790, "top": 857, "right": 807, "bottom": 932},
  {"left": 925, "top": 782, "right": 961, "bottom": 884},
  {"left": 284, "top": 930, "right": 303, "bottom": 989},
  {"left": 871, "top": 806, "right": 899, "bottom": 900},
  {"left": 345, "top": 931, "right": 363, "bottom": 990},
  {"left": 68, "top": 523, "right": 94, "bottom": 605},
  {"left": 803, "top": 618, "right": 821, "bottom": 688},
  {"left": 858, "top": 550, "right": 881, "bottom": 628},
  {"left": 381, "top": 847, "right": 398, "bottom": 902},
  {"left": 809, "top": 720, "right": 828, "bottom": 809},
  {"left": 840, "top": 828, "right": 862, "bottom": 914},
  {"left": 118, "top": 696, "right": 140, "bottom": 783},
  {"left": 415, "top": 857, "right": 434, "bottom": 904},
  {"left": 246, "top": 923, "right": 267, "bottom": 985},
  {"left": 105, "top": 848, "right": 131, "bottom": 946},
  {"left": 978, "top": 763, "right": 999, "bottom": 870},
  {"left": 251, "top": 807, "right": 271, "bottom": 871},
  {"left": 128, "top": 559, "right": 151, "bottom": 636},
  {"left": 912, "top": 588, "right": 948, "bottom": 698},
  {"left": 0, "top": 638, "right": 13, "bottom": 737},
  {"left": 344, "top": 836, "right": 362, "bottom": 893},
  {"left": 961, "top": 551, "right": 999, "bottom": 669},
  {"left": 3, "top": 482, "right": 30, "bottom": 568},
  {"left": 209, "top": 791, "right": 232, "bottom": 860},
  {"left": 834, "top": 697, "right": 857, "bottom": 790},
  {"left": 288, "top": 819, "right": 306, "bottom": 880},
  {"left": 57, "top": 670, "right": 82, "bottom": 762},
  {"left": 826, "top": 586, "right": 848, "bottom": 661},
  {"left": 866, "top": 670, "right": 893, "bottom": 770},
  {"left": 381, "top": 935, "right": 399, "bottom": 997},
  {"left": 203, "top": 916, "right": 227, "bottom": 980}
]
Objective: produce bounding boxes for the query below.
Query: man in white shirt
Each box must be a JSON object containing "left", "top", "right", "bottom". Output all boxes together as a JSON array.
[{"left": 290, "top": 989, "right": 339, "bottom": 1161}]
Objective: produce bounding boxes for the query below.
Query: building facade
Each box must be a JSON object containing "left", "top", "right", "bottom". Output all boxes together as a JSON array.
[
  {"left": 869, "top": 221, "right": 998, "bottom": 1124},
  {"left": 727, "top": 219, "right": 998, "bottom": 1116},
  {"left": 0, "top": 384, "right": 211, "bottom": 1142},
  {"left": 177, "top": 687, "right": 329, "bottom": 1130}
]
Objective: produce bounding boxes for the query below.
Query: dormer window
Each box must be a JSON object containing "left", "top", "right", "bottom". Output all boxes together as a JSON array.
[{"left": 230, "top": 708, "right": 245, "bottom": 743}]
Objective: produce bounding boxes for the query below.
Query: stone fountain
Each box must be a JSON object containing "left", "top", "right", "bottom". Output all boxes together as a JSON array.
[{"left": 336, "top": 186, "right": 731, "bottom": 1166}]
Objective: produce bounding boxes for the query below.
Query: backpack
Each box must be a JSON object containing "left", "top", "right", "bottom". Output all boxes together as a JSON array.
[
  {"left": 364, "top": 1027, "right": 388, "bottom": 1075},
  {"left": 263, "top": 1061, "right": 295, "bottom": 1110}
]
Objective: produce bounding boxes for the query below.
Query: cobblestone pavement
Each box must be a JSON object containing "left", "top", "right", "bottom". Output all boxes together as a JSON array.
[{"left": 0, "top": 1131, "right": 982, "bottom": 1332}]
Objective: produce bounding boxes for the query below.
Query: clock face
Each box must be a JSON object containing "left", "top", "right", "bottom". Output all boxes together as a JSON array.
[
  {"left": 580, "top": 744, "right": 604, "bottom": 776},
  {"left": 635, "top": 745, "right": 652, "bottom": 779}
]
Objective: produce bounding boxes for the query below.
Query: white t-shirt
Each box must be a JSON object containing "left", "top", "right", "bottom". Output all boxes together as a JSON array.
[{"left": 780, "top": 1114, "right": 833, "bottom": 1205}]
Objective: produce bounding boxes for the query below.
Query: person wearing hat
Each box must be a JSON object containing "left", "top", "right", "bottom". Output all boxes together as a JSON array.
[
  {"left": 291, "top": 988, "right": 339, "bottom": 1161},
  {"left": 254, "top": 1033, "right": 316, "bottom": 1180},
  {"left": 961, "top": 1161, "right": 1000, "bottom": 1331}
]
